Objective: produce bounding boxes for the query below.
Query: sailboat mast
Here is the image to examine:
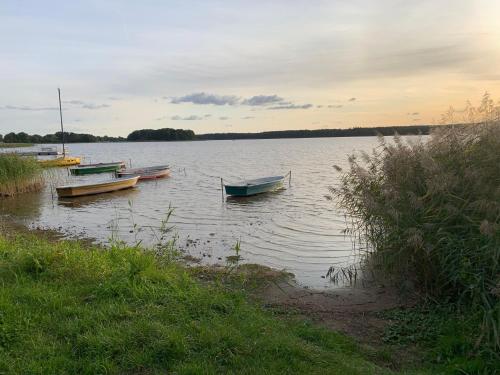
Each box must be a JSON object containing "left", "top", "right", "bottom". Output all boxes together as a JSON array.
[{"left": 57, "top": 88, "right": 66, "bottom": 157}]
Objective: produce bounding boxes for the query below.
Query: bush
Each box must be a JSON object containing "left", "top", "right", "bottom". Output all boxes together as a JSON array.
[
  {"left": 0, "top": 154, "right": 43, "bottom": 196},
  {"left": 332, "top": 94, "right": 500, "bottom": 352}
]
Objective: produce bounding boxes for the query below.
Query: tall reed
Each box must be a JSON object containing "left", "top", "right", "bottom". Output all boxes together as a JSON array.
[
  {"left": 331, "top": 93, "right": 500, "bottom": 351},
  {"left": 0, "top": 154, "right": 44, "bottom": 196}
]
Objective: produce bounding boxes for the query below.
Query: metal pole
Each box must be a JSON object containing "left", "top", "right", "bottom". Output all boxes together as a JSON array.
[
  {"left": 221, "top": 178, "right": 224, "bottom": 201},
  {"left": 289, "top": 170, "right": 292, "bottom": 186},
  {"left": 57, "top": 88, "right": 66, "bottom": 157}
]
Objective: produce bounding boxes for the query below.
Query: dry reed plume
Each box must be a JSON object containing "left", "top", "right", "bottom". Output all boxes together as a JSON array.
[{"left": 332, "top": 92, "right": 500, "bottom": 352}]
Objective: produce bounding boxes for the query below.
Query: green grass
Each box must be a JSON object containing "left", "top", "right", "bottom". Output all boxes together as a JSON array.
[
  {"left": 381, "top": 306, "right": 500, "bottom": 374},
  {"left": 0, "top": 154, "right": 43, "bottom": 196},
  {"left": 0, "top": 233, "right": 402, "bottom": 375},
  {"left": 0, "top": 143, "right": 33, "bottom": 148}
]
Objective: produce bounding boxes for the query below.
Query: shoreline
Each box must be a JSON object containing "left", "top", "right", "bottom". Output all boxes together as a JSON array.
[{"left": 1, "top": 216, "right": 418, "bottom": 369}]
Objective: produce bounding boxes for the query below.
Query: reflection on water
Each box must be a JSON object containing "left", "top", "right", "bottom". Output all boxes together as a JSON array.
[
  {"left": 225, "top": 188, "right": 286, "bottom": 205},
  {"left": 57, "top": 188, "right": 140, "bottom": 208},
  {"left": 0, "top": 191, "right": 42, "bottom": 219},
  {"left": 0, "top": 137, "right": 394, "bottom": 288}
]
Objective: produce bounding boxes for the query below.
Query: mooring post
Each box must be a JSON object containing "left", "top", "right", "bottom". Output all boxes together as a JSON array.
[{"left": 220, "top": 178, "right": 224, "bottom": 201}]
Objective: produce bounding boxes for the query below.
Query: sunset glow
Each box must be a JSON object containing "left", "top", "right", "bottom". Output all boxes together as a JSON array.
[{"left": 1, "top": 1, "right": 500, "bottom": 136}]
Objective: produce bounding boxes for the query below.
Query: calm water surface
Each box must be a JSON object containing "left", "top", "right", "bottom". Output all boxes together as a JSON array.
[{"left": 1, "top": 137, "right": 383, "bottom": 288}]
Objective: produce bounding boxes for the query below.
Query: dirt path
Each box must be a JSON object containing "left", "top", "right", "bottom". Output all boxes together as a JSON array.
[{"left": 256, "top": 276, "right": 414, "bottom": 346}]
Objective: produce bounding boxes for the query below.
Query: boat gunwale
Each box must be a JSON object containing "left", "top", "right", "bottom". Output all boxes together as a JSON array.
[
  {"left": 56, "top": 176, "right": 140, "bottom": 189},
  {"left": 117, "top": 165, "right": 170, "bottom": 174},
  {"left": 224, "top": 175, "right": 284, "bottom": 188},
  {"left": 75, "top": 162, "right": 125, "bottom": 169}
]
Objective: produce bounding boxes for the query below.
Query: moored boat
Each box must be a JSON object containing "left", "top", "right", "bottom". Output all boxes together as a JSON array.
[
  {"left": 76, "top": 161, "right": 126, "bottom": 168},
  {"left": 56, "top": 176, "right": 140, "bottom": 197},
  {"left": 38, "top": 89, "right": 80, "bottom": 166},
  {"left": 70, "top": 162, "right": 125, "bottom": 175},
  {"left": 223, "top": 175, "right": 285, "bottom": 196},
  {"left": 18, "top": 146, "right": 63, "bottom": 156},
  {"left": 38, "top": 156, "right": 81, "bottom": 167},
  {"left": 116, "top": 165, "right": 170, "bottom": 180}
]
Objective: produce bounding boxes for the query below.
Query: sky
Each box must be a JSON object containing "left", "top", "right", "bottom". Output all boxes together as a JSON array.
[{"left": 1, "top": 0, "right": 500, "bottom": 136}]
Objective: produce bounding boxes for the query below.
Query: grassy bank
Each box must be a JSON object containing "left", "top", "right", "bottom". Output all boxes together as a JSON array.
[
  {"left": 0, "top": 154, "right": 43, "bottom": 196},
  {"left": 0, "top": 232, "right": 403, "bottom": 374},
  {"left": 0, "top": 143, "right": 33, "bottom": 148}
]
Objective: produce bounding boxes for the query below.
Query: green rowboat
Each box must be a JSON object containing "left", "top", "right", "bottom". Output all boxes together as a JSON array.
[{"left": 70, "top": 162, "right": 125, "bottom": 176}]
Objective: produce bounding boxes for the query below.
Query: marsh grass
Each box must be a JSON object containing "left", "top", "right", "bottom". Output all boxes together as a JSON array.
[
  {"left": 0, "top": 154, "right": 43, "bottom": 196},
  {"left": 331, "top": 93, "right": 500, "bottom": 355},
  {"left": 0, "top": 143, "right": 33, "bottom": 148}
]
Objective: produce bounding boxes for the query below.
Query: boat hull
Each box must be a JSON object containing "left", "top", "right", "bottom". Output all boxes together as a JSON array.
[
  {"left": 224, "top": 177, "right": 284, "bottom": 196},
  {"left": 56, "top": 176, "right": 139, "bottom": 197},
  {"left": 70, "top": 164, "right": 122, "bottom": 175},
  {"left": 117, "top": 166, "right": 170, "bottom": 180},
  {"left": 38, "top": 156, "right": 81, "bottom": 167}
]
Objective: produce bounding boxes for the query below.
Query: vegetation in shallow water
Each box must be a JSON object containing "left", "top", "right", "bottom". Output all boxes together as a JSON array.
[
  {"left": 0, "top": 154, "right": 43, "bottom": 196},
  {"left": 0, "top": 143, "right": 33, "bottom": 148},
  {"left": 331, "top": 93, "right": 500, "bottom": 368}
]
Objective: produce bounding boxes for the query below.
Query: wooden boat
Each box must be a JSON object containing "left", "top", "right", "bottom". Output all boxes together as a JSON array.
[
  {"left": 38, "top": 156, "right": 81, "bottom": 167},
  {"left": 224, "top": 175, "right": 285, "bottom": 196},
  {"left": 116, "top": 165, "right": 170, "bottom": 180},
  {"left": 70, "top": 162, "right": 125, "bottom": 175},
  {"left": 56, "top": 176, "right": 140, "bottom": 197}
]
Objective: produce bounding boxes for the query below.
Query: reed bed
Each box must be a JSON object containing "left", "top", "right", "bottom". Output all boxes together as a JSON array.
[
  {"left": 332, "top": 94, "right": 500, "bottom": 353},
  {"left": 0, "top": 154, "right": 44, "bottom": 196},
  {"left": 0, "top": 143, "right": 33, "bottom": 148}
]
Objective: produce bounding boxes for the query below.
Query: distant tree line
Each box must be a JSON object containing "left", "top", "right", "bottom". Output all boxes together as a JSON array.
[
  {"left": 126, "top": 128, "right": 195, "bottom": 141},
  {"left": 196, "top": 125, "right": 432, "bottom": 140},
  {"left": 0, "top": 131, "right": 125, "bottom": 143},
  {"left": 1, "top": 125, "right": 433, "bottom": 144}
]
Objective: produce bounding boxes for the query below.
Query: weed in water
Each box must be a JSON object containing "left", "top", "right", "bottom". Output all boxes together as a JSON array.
[{"left": 0, "top": 154, "right": 43, "bottom": 196}]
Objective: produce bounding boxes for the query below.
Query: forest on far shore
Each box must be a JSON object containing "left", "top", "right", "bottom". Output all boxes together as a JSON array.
[{"left": 0, "top": 124, "right": 432, "bottom": 143}]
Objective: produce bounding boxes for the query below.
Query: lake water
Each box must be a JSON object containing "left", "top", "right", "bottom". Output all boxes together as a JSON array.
[{"left": 1, "top": 137, "right": 384, "bottom": 288}]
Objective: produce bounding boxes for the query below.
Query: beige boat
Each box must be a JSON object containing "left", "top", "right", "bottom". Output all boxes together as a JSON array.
[{"left": 56, "top": 176, "right": 139, "bottom": 197}]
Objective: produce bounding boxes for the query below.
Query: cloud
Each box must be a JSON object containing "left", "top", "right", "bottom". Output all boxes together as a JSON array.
[
  {"left": 64, "top": 100, "right": 110, "bottom": 110},
  {"left": 348, "top": 97, "right": 356, "bottom": 102},
  {"left": 81, "top": 103, "right": 110, "bottom": 110},
  {"left": 241, "top": 116, "right": 255, "bottom": 119},
  {"left": 64, "top": 100, "right": 85, "bottom": 105},
  {"left": 171, "top": 92, "right": 239, "bottom": 105},
  {"left": 328, "top": 104, "right": 343, "bottom": 108},
  {"left": 268, "top": 103, "right": 313, "bottom": 110},
  {"left": 0, "top": 105, "right": 58, "bottom": 111},
  {"left": 219, "top": 116, "right": 229, "bottom": 120},
  {"left": 171, "top": 115, "right": 203, "bottom": 120},
  {"left": 241, "top": 95, "right": 283, "bottom": 106}
]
